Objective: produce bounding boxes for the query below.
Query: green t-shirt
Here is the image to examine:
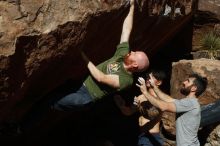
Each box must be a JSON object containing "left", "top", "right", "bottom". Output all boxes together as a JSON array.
[{"left": 84, "top": 42, "right": 133, "bottom": 100}]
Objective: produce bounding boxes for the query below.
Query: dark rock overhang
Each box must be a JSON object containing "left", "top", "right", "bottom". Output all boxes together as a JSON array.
[{"left": 0, "top": 0, "right": 195, "bottom": 132}]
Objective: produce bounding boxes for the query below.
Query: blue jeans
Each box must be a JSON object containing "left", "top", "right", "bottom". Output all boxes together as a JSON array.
[
  {"left": 53, "top": 85, "right": 94, "bottom": 111},
  {"left": 138, "top": 132, "right": 164, "bottom": 146}
]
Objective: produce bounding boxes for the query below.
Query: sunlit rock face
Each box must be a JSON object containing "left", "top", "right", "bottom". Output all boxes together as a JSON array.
[
  {"left": 2, "top": 1, "right": 212, "bottom": 145},
  {"left": 0, "top": 0, "right": 195, "bottom": 124},
  {"left": 0, "top": 0, "right": 123, "bottom": 55},
  {"left": 0, "top": 0, "right": 130, "bottom": 123},
  {"left": 198, "top": 0, "right": 220, "bottom": 18}
]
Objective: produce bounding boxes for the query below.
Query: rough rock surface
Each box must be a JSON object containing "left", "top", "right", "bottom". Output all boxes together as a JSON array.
[
  {"left": 0, "top": 0, "right": 198, "bottom": 145},
  {"left": 0, "top": 0, "right": 195, "bottom": 124},
  {"left": 0, "top": 0, "right": 122, "bottom": 55},
  {"left": 198, "top": 0, "right": 220, "bottom": 18},
  {"left": 0, "top": 0, "right": 130, "bottom": 123},
  {"left": 204, "top": 124, "right": 220, "bottom": 146}
]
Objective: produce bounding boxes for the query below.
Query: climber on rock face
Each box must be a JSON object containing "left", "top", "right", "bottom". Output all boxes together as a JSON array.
[{"left": 52, "top": 0, "right": 149, "bottom": 111}]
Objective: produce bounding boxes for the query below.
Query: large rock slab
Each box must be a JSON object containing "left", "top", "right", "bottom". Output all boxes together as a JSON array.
[
  {"left": 0, "top": 1, "right": 200, "bottom": 145},
  {"left": 0, "top": 0, "right": 131, "bottom": 123},
  {"left": 0, "top": 0, "right": 122, "bottom": 54},
  {"left": 204, "top": 124, "right": 220, "bottom": 146},
  {"left": 0, "top": 0, "right": 195, "bottom": 128},
  {"left": 198, "top": 0, "right": 220, "bottom": 18}
]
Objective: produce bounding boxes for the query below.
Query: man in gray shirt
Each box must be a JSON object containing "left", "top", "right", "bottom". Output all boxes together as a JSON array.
[{"left": 136, "top": 73, "right": 207, "bottom": 146}]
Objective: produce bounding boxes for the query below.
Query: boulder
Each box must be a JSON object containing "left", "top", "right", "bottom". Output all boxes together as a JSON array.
[
  {"left": 0, "top": 0, "right": 195, "bottom": 124},
  {"left": 204, "top": 124, "right": 220, "bottom": 146}
]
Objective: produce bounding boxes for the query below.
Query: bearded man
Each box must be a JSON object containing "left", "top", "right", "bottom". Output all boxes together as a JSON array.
[{"left": 136, "top": 73, "right": 207, "bottom": 146}]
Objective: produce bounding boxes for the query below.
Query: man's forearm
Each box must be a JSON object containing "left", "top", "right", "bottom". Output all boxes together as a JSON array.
[
  {"left": 124, "top": 3, "right": 134, "bottom": 32},
  {"left": 87, "top": 61, "right": 104, "bottom": 82},
  {"left": 120, "top": 1, "right": 134, "bottom": 43},
  {"left": 87, "top": 61, "right": 120, "bottom": 88},
  {"left": 153, "top": 85, "right": 174, "bottom": 102},
  {"left": 142, "top": 91, "right": 167, "bottom": 112}
]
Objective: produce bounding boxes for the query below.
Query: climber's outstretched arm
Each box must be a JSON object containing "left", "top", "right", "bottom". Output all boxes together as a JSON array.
[
  {"left": 80, "top": 50, "right": 120, "bottom": 88},
  {"left": 120, "top": 0, "right": 135, "bottom": 43}
]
